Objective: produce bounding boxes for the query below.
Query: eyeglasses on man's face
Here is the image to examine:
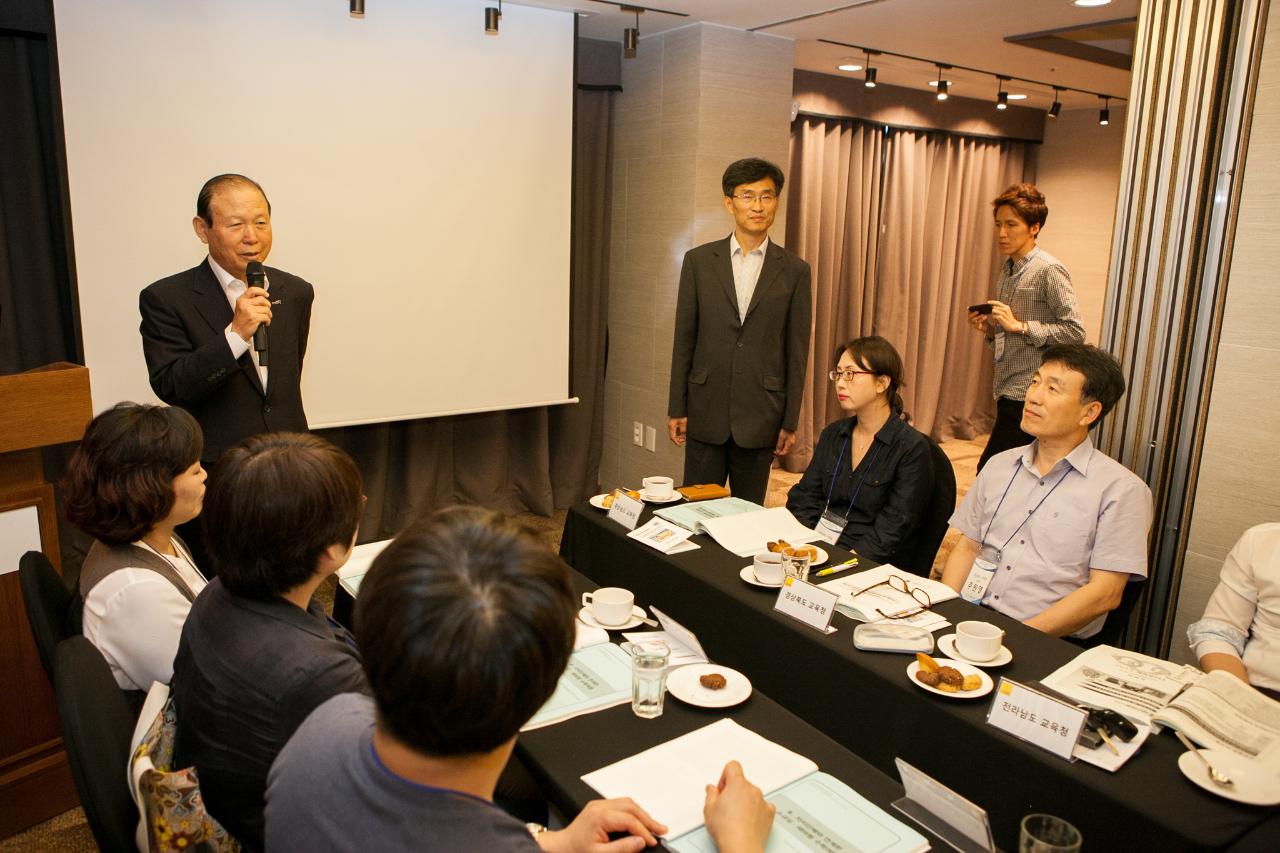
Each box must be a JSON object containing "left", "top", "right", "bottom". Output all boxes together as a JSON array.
[
  {"left": 829, "top": 368, "right": 875, "bottom": 382},
  {"left": 731, "top": 192, "right": 778, "bottom": 206}
]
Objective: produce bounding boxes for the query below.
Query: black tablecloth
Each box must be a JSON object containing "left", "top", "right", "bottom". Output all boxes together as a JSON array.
[{"left": 560, "top": 502, "right": 1280, "bottom": 852}]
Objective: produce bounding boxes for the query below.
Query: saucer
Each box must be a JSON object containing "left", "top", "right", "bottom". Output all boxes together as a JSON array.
[
  {"left": 667, "top": 664, "right": 752, "bottom": 708},
  {"left": 577, "top": 605, "right": 647, "bottom": 631},
  {"left": 906, "top": 658, "right": 994, "bottom": 699},
  {"left": 739, "top": 566, "right": 783, "bottom": 588},
  {"left": 1177, "top": 748, "right": 1280, "bottom": 805},
  {"left": 640, "top": 490, "right": 682, "bottom": 504},
  {"left": 937, "top": 634, "right": 1012, "bottom": 667}
]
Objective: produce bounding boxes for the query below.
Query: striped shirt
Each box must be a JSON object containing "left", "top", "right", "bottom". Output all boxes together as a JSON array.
[{"left": 988, "top": 247, "right": 1084, "bottom": 400}]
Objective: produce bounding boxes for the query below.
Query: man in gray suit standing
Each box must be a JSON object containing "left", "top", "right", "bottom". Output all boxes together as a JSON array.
[{"left": 667, "top": 158, "right": 812, "bottom": 505}]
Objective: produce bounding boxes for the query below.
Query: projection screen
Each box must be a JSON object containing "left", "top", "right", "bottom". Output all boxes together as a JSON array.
[{"left": 54, "top": 0, "right": 574, "bottom": 427}]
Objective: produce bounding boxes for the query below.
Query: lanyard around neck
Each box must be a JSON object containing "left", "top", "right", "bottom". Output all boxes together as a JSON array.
[
  {"left": 824, "top": 430, "right": 884, "bottom": 519},
  {"left": 980, "top": 457, "right": 1073, "bottom": 552}
]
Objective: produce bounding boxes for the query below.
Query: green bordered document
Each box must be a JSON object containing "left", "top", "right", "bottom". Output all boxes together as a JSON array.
[{"left": 522, "top": 642, "right": 633, "bottom": 731}]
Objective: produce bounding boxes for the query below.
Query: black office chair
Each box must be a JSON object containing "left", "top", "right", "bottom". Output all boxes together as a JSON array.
[
  {"left": 895, "top": 436, "right": 958, "bottom": 576},
  {"left": 53, "top": 636, "right": 139, "bottom": 853},
  {"left": 18, "top": 550, "right": 77, "bottom": 683}
]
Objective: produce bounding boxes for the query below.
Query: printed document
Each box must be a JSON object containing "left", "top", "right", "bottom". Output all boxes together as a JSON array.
[{"left": 522, "top": 642, "right": 633, "bottom": 731}]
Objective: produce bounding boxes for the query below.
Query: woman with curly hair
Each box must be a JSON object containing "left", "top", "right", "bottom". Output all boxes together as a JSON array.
[{"left": 63, "top": 402, "right": 208, "bottom": 698}]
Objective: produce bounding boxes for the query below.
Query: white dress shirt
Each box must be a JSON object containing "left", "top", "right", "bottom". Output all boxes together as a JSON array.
[
  {"left": 209, "top": 256, "right": 269, "bottom": 391},
  {"left": 729, "top": 233, "right": 768, "bottom": 323},
  {"left": 81, "top": 539, "right": 208, "bottom": 691}
]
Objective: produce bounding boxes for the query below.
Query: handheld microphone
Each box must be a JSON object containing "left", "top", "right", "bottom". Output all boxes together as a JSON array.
[{"left": 246, "top": 261, "right": 269, "bottom": 368}]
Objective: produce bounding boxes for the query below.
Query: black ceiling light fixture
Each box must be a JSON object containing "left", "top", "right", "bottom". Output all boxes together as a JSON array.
[
  {"left": 1099, "top": 96, "right": 1110, "bottom": 126},
  {"left": 1049, "top": 87, "right": 1063, "bottom": 118},
  {"left": 350, "top": 0, "right": 364, "bottom": 19},
  {"left": 485, "top": 0, "right": 502, "bottom": 34},
  {"left": 864, "top": 50, "right": 878, "bottom": 88},
  {"left": 935, "top": 65, "right": 949, "bottom": 101},
  {"left": 996, "top": 76, "right": 1008, "bottom": 110}
]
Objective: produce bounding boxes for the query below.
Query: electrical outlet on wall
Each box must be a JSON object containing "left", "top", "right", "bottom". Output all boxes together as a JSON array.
[
  {"left": 644, "top": 425, "right": 656, "bottom": 452},
  {"left": 633, "top": 421, "right": 644, "bottom": 446}
]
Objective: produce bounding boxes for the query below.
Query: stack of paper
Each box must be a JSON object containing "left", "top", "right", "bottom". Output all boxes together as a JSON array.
[
  {"left": 522, "top": 643, "right": 633, "bottom": 731},
  {"left": 582, "top": 719, "right": 928, "bottom": 852},
  {"left": 654, "top": 497, "right": 763, "bottom": 532},
  {"left": 622, "top": 607, "right": 708, "bottom": 668},
  {"left": 695, "top": 507, "right": 823, "bottom": 558}
]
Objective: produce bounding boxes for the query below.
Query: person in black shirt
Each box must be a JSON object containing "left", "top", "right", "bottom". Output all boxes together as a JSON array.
[
  {"left": 171, "top": 432, "right": 367, "bottom": 851},
  {"left": 786, "top": 337, "right": 934, "bottom": 564}
]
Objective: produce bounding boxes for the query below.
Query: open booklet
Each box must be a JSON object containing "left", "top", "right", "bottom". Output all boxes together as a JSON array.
[
  {"left": 1040, "top": 645, "right": 1201, "bottom": 726},
  {"left": 1150, "top": 670, "right": 1280, "bottom": 770},
  {"left": 820, "top": 565, "right": 957, "bottom": 631},
  {"left": 654, "top": 497, "right": 764, "bottom": 532},
  {"left": 582, "top": 719, "right": 928, "bottom": 852},
  {"left": 653, "top": 505, "right": 823, "bottom": 558},
  {"left": 522, "top": 641, "right": 633, "bottom": 731}
]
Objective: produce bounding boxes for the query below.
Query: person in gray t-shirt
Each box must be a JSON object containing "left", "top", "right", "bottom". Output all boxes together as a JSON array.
[{"left": 265, "top": 506, "right": 776, "bottom": 853}]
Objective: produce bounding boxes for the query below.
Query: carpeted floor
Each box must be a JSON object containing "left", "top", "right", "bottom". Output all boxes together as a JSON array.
[{"left": 2, "top": 435, "right": 986, "bottom": 851}]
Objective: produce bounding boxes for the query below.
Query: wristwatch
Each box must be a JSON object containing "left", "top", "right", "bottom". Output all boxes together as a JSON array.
[{"left": 526, "top": 822, "right": 548, "bottom": 838}]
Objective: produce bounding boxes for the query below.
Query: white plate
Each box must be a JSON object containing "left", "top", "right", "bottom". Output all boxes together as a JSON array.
[
  {"left": 739, "top": 566, "right": 783, "bottom": 588},
  {"left": 937, "top": 634, "right": 1013, "bottom": 667},
  {"left": 640, "top": 491, "right": 683, "bottom": 504},
  {"left": 589, "top": 494, "right": 610, "bottom": 510},
  {"left": 667, "top": 664, "right": 752, "bottom": 708},
  {"left": 577, "top": 605, "right": 648, "bottom": 631},
  {"left": 1177, "top": 748, "right": 1280, "bottom": 805},
  {"left": 906, "top": 658, "right": 994, "bottom": 699}
]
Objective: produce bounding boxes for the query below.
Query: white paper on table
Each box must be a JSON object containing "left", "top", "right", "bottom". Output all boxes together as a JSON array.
[
  {"left": 582, "top": 719, "right": 818, "bottom": 839},
  {"left": 623, "top": 607, "right": 709, "bottom": 667},
  {"left": 1072, "top": 722, "right": 1151, "bottom": 772},
  {"left": 627, "top": 518, "right": 696, "bottom": 554},
  {"left": 336, "top": 539, "right": 392, "bottom": 596},
  {"left": 574, "top": 622, "right": 610, "bottom": 650}
]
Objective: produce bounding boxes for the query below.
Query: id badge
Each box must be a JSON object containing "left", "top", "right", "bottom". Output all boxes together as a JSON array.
[
  {"left": 816, "top": 509, "right": 846, "bottom": 546},
  {"left": 961, "top": 545, "right": 1001, "bottom": 603}
]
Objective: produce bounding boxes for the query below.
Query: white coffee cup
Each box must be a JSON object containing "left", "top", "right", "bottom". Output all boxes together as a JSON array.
[
  {"left": 753, "top": 551, "right": 784, "bottom": 584},
  {"left": 641, "top": 476, "right": 674, "bottom": 499},
  {"left": 956, "top": 620, "right": 1005, "bottom": 662},
  {"left": 582, "top": 587, "right": 635, "bottom": 626}
]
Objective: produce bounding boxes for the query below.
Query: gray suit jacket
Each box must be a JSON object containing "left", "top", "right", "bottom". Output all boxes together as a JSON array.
[{"left": 668, "top": 236, "right": 812, "bottom": 448}]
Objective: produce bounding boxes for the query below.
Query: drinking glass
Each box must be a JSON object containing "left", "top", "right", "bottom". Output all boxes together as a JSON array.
[
  {"left": 782, "top": 547, "right": 812, "bottom": 582},
  {"left": 631, "top": 641, "right": 670, "bottom": 719},
  {"left": 1019, "top": 814, "right": 1081, "bottom": 853}
]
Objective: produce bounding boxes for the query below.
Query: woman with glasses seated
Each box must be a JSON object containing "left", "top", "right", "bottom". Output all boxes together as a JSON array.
[
  {"left": 62, "top": 403, "right": 209, "bottom": 703},
  {"left": 786, "top": 336, "right": 934, "bottom": 566}
]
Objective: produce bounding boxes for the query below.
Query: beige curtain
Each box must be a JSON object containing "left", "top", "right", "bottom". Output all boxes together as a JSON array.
[
  {"left": 784, "top": 117, "right": 1029, "bottom": 471},
  {"left": 877, "top": 130, "right": 1027, "bottom": 441},
  {"left": 783, "top": 117, "right": 885, "bottom": 469}
]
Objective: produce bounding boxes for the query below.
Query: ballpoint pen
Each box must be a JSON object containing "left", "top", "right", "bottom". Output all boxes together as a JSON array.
[{"left": 815, "top": 557, "right": 859, "bottom": 577}]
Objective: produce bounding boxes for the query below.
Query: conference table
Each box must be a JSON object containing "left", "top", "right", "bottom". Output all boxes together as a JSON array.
[
  {"left": 332, "top": 545, "right": 944, "bottom": 852},
  {"left": 559, "top": 501, "right": 1280, "bottom": 852}
]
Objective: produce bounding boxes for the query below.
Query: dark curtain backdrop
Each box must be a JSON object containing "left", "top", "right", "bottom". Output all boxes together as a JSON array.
[
  {"left": 0, "top": 31, "right": 79, "bottom": 372},
  {"left": 784, "top": 115, "right": 1031, "bottom": 470}
]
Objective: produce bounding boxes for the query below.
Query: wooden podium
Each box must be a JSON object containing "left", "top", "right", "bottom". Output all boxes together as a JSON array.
[{"left": 0, "top": 363, "right": 92, "bottom": 837}]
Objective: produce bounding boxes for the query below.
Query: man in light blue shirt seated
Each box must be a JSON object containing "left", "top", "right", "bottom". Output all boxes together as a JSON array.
[
  {"left": 265, "top": 506, "right": 776, "bottom": 853},
  {"left": 941, "top": 344, "right": 1152, "bottom": 642}
]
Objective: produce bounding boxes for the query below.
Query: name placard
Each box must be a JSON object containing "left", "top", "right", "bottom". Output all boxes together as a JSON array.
[
  {"left": 606, "top": 492, "right": 644, "bottom": 530},
  {"left": 773, "top": 577, "right": 838, "bottom": 634},
  {"left": 986, "top": 678, "right": 1087, "bottom": 761}
]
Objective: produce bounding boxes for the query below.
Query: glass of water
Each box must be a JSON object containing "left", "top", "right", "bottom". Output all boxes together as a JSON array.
[
  {"left": 631, "top": 640, "right": 670, "bottom": 719},
  {"left": 782, "top": 547, "right": 812, "bottom": 582},
  {"left": 1019, "top": 814, "right": 1081, "bottom": 853}
]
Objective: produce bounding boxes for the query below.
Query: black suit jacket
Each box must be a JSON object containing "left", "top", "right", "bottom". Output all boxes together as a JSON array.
[
  {"left": 668, "top": 236, "right": 812, "bottom": 448},
  {"left": 140, "top": 260, "right": 312, "bottom": 464}
]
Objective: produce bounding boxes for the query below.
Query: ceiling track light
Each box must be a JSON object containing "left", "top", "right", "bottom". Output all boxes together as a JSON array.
[
  {"left": 1049, "top": 87, "right": 1062, "bottom": 119},
  {"left": 485, "top": 0, "right": 502, "bottom": 34},
  {"left": 1099, "top": 97, "right": 1110, "bottom": 126},
  {"left": 623, "top": 6, "right": 642, "bottom": 59},
  {"left": 864, "top": 50, "right": 877, "bottom": 88},
  {"left": 935, "top": 65, "right": 949, "bottom": 101},
  {"left": 996, "top": 76, "right": 1008, "bottom": 110},
  {"left": 349, "top": 0, "right": 364, "bottom": 18}
]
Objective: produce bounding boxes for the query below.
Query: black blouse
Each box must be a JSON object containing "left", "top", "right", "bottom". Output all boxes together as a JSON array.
[{"left": 785, "top": 415, "right": 934, "bottom": 564}]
